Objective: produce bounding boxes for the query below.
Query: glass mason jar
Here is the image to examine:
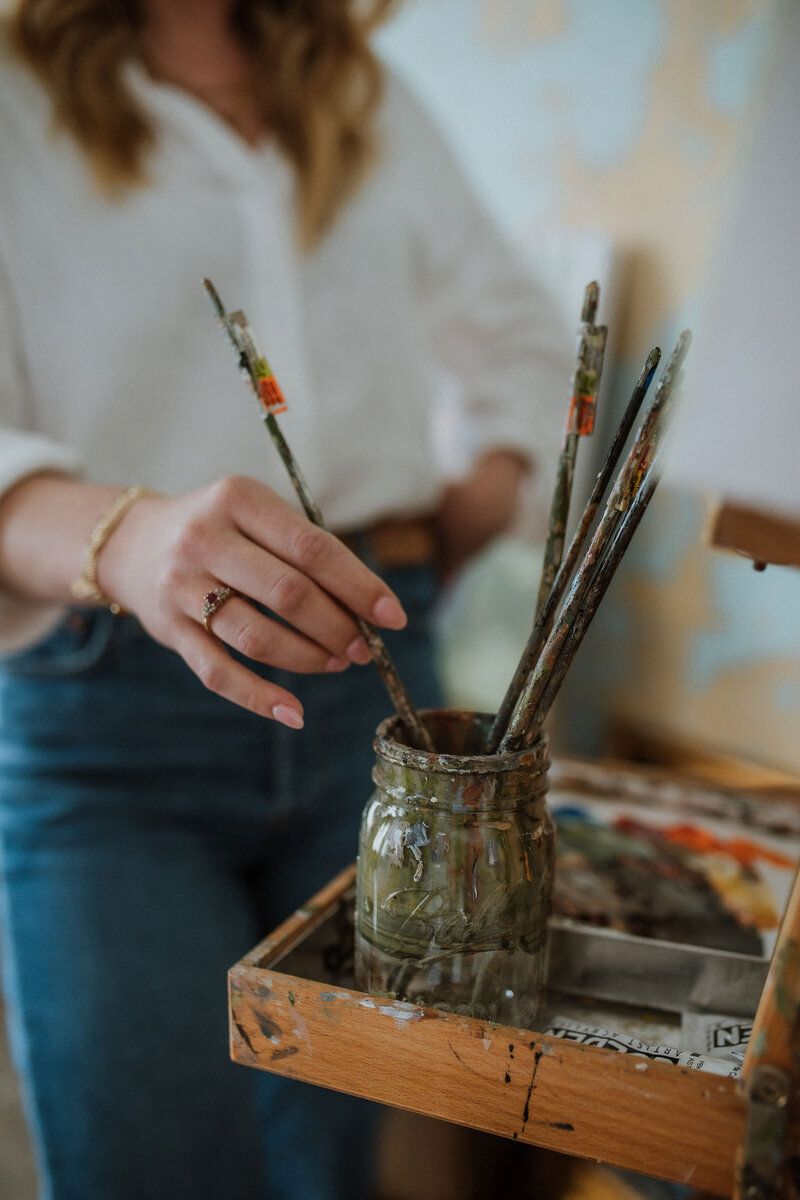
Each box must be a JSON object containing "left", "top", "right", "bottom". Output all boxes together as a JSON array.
[{"left": 354, "top": 709, "right": 554, "bottom": 1029}]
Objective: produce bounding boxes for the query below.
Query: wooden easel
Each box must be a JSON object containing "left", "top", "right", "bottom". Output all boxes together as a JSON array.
[
  {"left": 735, "top": 855, "right": 800, "bottom": 1197},
  {"left": 682, "top": 500, "right": 800, "bottom": 1198}
]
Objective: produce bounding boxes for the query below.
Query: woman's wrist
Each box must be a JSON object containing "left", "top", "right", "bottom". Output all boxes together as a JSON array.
[
  {"left": 71, "top": 485, "right": 156, "bottom": 614},
  {"left": 93, "top": 490, "right": 167, "bottom": 618}
]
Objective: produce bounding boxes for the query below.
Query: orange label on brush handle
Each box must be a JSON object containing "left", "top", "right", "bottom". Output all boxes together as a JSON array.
[
  {"left": 252, "top": 357, "right": 287, "bottom": 415},
  {"left": 258, "top": 376, "right": 287, "bottom": 415},
  {"left": 566, "top": 392, "right": 597, "bottom": 436},
  {"left": 575, "top": 392, "right": 597, "bottom": 435}
]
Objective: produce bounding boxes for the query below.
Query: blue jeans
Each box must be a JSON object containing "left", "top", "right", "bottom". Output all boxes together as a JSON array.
[{"left": 0, "top": 566, "right": 443, "bottom": 1200}]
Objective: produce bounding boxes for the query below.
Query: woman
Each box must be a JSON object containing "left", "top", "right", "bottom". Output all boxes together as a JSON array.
[{"left": 0, "top": 1, "right": 568, "bottom": 1197}]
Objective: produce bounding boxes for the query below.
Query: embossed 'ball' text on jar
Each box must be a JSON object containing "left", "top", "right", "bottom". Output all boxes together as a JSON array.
[{"left": 354, "top": 709, "right": 555, "bottom": 1029}]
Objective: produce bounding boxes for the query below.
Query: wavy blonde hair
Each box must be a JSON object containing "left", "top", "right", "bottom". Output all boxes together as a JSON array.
[{"left": 9, "top": 0, "right": 395, "bottom": 246}]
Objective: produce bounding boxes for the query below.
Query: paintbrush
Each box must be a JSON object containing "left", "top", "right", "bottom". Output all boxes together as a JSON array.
[
  {"left": 497, "top": 331, "right": 691, "bottom": 754},
  {"left": 484, "top": 345, "right": 661, "bottom": 753},
  {"left": 204, "top": 278, "right": 435, "bottom": 754},
  {"left": 534, "top": 282, "right": 608, "bottom": 619},
  {"left": 510, "top": 462, "right": 663, "bottom": 751}
]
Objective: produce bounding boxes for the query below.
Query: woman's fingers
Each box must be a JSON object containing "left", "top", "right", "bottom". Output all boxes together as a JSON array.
[
  {"left": 224, "top": 478, "right": 407, "bottom": 628},
  {"left": 204, "top": 592, "right": 352, "bottom": 675},
  {"left": 205, "top": 536, "right": 374, "bottom": 664},
  {"left": 176, "top": 619, "right": 307, "bottom": 728}
]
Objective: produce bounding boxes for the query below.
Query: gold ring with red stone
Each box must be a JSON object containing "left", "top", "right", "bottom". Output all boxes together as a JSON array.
[{"left": 201, "top": 586, "right": 234, "bottom": 634}]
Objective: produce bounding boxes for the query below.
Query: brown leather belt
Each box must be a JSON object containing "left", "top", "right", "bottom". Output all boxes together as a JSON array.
[{"left": 340, "top": 516, "right": 439, "bottom": 569}]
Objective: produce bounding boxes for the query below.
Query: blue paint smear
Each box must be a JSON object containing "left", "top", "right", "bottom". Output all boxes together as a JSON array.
[
  {"left": 705, "top": 9, "right": 774, "bottom": 115},
  {"left": 688, "top": 554, "right": 800, "bottom": 692},
  {"left": 561, "top": 0, "right": 667, "bottom": 168},
  {"left": 775, "top": 679, "right": 800, "bottom": 712},
  {"left": 552, "top": 805, "right": 595, "bottom": 823},
  {"left": 377, "top": 0, "right": 666, "bottom": 227}
]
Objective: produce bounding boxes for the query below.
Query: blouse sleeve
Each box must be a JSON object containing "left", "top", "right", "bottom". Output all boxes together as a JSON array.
[
  {"left": 0, "top": 245, "right": 83, "bottom": 650},
  {"left": 389, "top": 71, "right": 572, "bottom": 475}
]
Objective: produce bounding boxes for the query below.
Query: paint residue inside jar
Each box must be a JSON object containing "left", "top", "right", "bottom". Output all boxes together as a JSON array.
[{"left": 354, "top": 709, "right": 554, "bottom": 1028}]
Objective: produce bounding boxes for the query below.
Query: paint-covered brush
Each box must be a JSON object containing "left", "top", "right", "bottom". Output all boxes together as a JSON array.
[
  {"left": 497, "top": 331, "right": 691, "bottom": 755},
  {"left": 484, "top": 345, "right": 661, "bottom": 753},
  {"left": 204, "top": 278, "right": 435, "bottom": 754},
  {"left": 514, "top": 462, "right": 663, "bottom": 749},
  {"left": 604, "top": 330, "right": 691, "bottom": 517},
  {"left": 534, "top": 282, "right": 608, "bottom": 618}
]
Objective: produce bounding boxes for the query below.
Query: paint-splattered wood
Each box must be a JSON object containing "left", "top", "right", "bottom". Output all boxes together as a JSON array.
[
  {"left": 229, "top": 863, "right": 790, "bottom": 1197},
  {"left": 735, "top": 863, "right": 800, "bottom": 1198},
  {"left": 744, "top": 862, "right": 800, "bottom": 1082}
]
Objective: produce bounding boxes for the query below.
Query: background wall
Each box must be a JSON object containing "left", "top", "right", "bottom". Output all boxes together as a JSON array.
[{"left": 379, "top": 0, "right": 800, "bottom": 774}]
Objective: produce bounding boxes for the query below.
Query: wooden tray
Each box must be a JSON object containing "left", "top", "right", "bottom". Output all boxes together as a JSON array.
[{"left": 228, "top": 758, "right": 800, "bottom": 1197}]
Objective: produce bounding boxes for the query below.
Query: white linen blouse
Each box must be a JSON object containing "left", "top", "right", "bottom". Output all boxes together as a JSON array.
[{"left": 0, "top": 31, "right": 569, "bottom": 650}]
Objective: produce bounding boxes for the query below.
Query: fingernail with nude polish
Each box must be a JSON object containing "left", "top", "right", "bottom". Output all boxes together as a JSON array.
[
  {"left": 325, "top": 655, "right": 350, "bottom": 673},
  {"left": 273, "top": 703, "right": 304, "bottom": 730},
  {"left": 372, "top": 596, "right": 407, "bottom": 629},
  {"left": 346, "top": 636, "right": 371, "bottom": 665}
]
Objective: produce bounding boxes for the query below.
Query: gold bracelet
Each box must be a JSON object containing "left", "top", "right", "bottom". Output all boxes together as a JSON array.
[{"left": 70, "top": 485, "right": 152, "bottom": 615}]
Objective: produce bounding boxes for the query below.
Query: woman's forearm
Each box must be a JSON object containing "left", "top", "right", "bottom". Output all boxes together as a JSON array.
[{"left": 0, "top": 473, "right": 127, "bottom": 604}]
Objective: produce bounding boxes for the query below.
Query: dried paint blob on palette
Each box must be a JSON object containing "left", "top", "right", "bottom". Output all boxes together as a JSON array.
[{"left": 551, "top": 800, "right": 798, "bottom": 957}]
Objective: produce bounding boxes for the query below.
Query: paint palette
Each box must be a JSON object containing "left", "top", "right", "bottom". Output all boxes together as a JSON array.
[
  {"left": 543, "top": 757, "right": 800, "bottom": 1019},
  {"left": 549, "top": 758, "right": 799, "bottom": 959}
]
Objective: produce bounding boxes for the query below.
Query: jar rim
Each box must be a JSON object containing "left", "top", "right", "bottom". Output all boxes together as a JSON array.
[{"left": 374, "top": 708, "right": 549, "bottom": 777}]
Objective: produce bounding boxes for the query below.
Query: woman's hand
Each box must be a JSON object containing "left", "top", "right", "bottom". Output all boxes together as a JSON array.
[
  {"left": 89, "top": 476, "right": 407, "bottom": 728},
  {"left": 436, "top": 448, "right": 529, "bottom": 582}
]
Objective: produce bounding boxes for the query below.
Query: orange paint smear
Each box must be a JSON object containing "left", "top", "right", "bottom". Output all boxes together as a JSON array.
[
  {"left": 611, "top": 815, "right": 790, "bottom": 931},
  {"left": 662, "top": 823, "right": 795, "bottom": 868}
]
